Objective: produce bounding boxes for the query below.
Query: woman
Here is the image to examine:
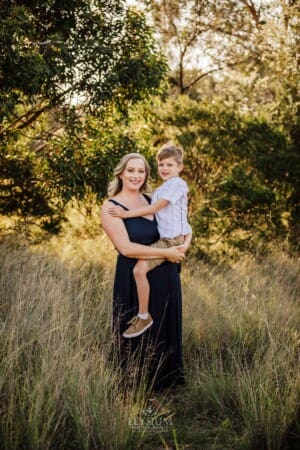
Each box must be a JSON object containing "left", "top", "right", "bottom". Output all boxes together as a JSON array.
[{"left": 101, "top": 153, "right": 186, "bottom": 390}]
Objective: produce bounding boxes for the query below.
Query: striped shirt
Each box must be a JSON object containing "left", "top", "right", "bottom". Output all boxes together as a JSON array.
[{"left": 151, "top": 176, "right": 192, "bottom": 239}]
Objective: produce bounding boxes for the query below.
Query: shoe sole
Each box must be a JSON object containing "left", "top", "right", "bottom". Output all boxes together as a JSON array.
[{"left": 123, "top": 320, "right": 153, "bottom": 338}]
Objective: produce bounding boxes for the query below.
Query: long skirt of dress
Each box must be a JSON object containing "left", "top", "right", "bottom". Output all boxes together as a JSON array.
[{"left": 112, "top": 253, "right": 184, "bottom": 391}]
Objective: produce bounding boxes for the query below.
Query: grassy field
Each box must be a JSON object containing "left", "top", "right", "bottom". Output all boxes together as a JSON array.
[{"left": 0, "top": 210, "right": 299, "bottom": 450}]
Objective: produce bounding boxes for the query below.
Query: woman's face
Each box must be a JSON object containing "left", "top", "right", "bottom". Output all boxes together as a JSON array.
[{"left": 119, "top": 158, "right": 147, "bottom": 192}]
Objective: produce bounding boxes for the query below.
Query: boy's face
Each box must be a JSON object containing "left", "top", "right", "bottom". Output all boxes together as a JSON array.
[{"left": 157, "top": 157, "right": 183, "bottom": 182}]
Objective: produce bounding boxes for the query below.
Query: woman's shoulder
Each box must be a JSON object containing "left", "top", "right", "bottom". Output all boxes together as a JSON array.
[
  {"left": 102, "top": 196, "right": 120, "bottom": 205},
  {"left": 102, "top": 196, "right": 129, "bottom": 211},
  {"left": 101, "top": 198, "right": 113, "bottom": 213}
]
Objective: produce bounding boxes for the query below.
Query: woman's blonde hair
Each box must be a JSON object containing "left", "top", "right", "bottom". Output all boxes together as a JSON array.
[{"left": 107, "top": 153, "right": 151, "bottom": 197}]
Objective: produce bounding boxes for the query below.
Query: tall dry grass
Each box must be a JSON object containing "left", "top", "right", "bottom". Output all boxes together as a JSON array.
[
  {"left": 0, "top": 211, "right": 299, "bottom": 449},
  {"left": 0, "top": 238, "right": 148, "bottom": 450},
  {"left": 180, "top": 255, "right": 300, "bottom": 449}
]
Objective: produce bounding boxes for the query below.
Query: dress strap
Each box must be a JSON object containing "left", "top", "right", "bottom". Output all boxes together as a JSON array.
[
  {"left": 143, "top": 193, "right": 151, "bottom": 204},
  {"left": 109, "top": 195, "right": 151, "bottom": 209},
  {"left": 108, "top": 199, "right": 129, "bottom": 210}
]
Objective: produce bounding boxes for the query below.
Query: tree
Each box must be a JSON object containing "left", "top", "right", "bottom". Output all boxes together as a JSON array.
[
  {"left": 0, "top": 0, "right": 167, "bottom": 224},
  {"left": 137, "top": 0, "right": 299, "bottom": 254},
  {"left": 142, "top": 0, "right": 267, "bottom": 94},
  {"left": 128, "top": 96, "right": 299, "bottom": 257},
  {"left": 0, "top": 0, "right": 167, "bottom": 134}
]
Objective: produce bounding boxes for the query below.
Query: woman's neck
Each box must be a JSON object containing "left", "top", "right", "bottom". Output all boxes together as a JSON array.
[
  {"left": 114, "top": 188, "right": 147, "bottom": 209},
  {"left": 117, "top": 188, "right": 142, "bottom": 200},
  {"left": 114, "top": 188, "right": 151, "bottom": 216}
]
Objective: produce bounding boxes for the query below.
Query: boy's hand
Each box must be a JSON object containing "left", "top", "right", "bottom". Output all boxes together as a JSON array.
[
  {"left": 178, "top": 244, "right": 188, "bottom": 253},
  {"left": 108, "top": 205, "right": 127, "bottom": 218}
]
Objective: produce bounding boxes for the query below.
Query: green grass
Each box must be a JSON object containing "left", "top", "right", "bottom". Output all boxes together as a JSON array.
[{"left": 0, "top": 213, "right": 299, "bottom": 449}]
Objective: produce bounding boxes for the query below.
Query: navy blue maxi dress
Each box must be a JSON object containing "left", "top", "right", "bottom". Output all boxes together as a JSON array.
[{"left": 109, "top": 197, "right": 184, "bottom": 390}]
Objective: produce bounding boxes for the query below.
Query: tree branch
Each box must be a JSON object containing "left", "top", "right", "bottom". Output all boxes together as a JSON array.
[
  {"left": 0, "top": 102, "right": 49, "bottom": 137},
  {"left": 184, "top": 54, "right": 259, "bottom": 92},
  {"left": 239, "top": 0, "right": 261, "bottom": 28},
  {"left": 0, "top": 89, "right": 73, "bottom": 137},
  {"left": 184, "top": 67, "right": 225, "bottom": 92}
]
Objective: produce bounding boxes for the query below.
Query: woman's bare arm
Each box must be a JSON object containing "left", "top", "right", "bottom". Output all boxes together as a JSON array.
[{"left": 101, "top": 201, "right": 184, "bottom": 261}]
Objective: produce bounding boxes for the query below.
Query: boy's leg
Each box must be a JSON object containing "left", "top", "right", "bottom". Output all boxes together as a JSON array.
[
  {"left": 122, "top": 236, "right": 183, "bottom": 338},
  {"left": 147, "top": 235, "right": 184, "bottom": 272},
  {"left": 123, "top": 259, "right": 153, "bottom": 338},
  {"left": 133, "top": 259, "right": 150, "bottom": 315}
]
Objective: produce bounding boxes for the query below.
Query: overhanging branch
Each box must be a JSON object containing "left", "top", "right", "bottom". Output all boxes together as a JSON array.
[{"left": 0, "top": 88, "right": 73, "bottom": 137}]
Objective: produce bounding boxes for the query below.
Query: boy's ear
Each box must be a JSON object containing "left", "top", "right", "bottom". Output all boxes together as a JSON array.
[{"left": 178, "top": 163, "right": 184, "bottom": 172}]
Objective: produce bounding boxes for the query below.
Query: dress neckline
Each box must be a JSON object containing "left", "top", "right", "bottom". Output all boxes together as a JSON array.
[{"left": 108, "top": 195, "right": 155, "bottom": 222}]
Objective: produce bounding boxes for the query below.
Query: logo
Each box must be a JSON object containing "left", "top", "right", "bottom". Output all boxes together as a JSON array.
[{"left": 129, "top": 398, "right": 174, "bottom": 433}]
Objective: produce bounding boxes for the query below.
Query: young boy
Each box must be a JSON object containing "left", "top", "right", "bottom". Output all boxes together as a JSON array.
[{"left": 108, "top": 143, "right": 192, "bottom": 338}]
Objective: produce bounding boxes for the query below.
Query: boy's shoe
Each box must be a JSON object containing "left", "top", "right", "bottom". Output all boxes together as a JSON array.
[{"left": 123, "top": 314, "right": 153, "bottom": 338}]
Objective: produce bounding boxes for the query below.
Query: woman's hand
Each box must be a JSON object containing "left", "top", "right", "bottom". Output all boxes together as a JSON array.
[
  {"left": 108, "top": 205, "right": 127, "bottom": 218},
  {"left": 165, "top": 246, "right": 185, "bottom": 263}
]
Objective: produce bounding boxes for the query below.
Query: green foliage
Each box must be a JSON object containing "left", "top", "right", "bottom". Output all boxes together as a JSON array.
[
  {"left": 0, "top": 0, "right": 299, "bottom": 257},
  {"left": 0, "top": 0, "right": 167, "bottom": 226},
  {"left": 217, "top": 165, "right": 275, "bottom": 211},
  {"left": 0, "top": 1, "right": 167, "bottom": 123},
  {"left": 46, "top": 116, "right": 149, "bottom": 203},
  {"left": 0, "top": 112, "right": 150, "bottom": 230},
  {"left": 130, "top": 96, "right": 299, "bottom": 257},
  {"left": 0, "top": 146, "right": 53, "bottom": 217}
]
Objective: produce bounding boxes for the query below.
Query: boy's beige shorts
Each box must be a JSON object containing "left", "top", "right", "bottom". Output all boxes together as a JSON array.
[{"left": 147, "top": 234, "right": 184, "bottom": 271}]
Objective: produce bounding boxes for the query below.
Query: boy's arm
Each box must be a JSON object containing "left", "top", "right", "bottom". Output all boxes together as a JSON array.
[
  {"left": 181, "top": 232, "right": 192, "bottom": 252},
  {"left": 108, "top": 198, "right": 169, "bottom": 218}
]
